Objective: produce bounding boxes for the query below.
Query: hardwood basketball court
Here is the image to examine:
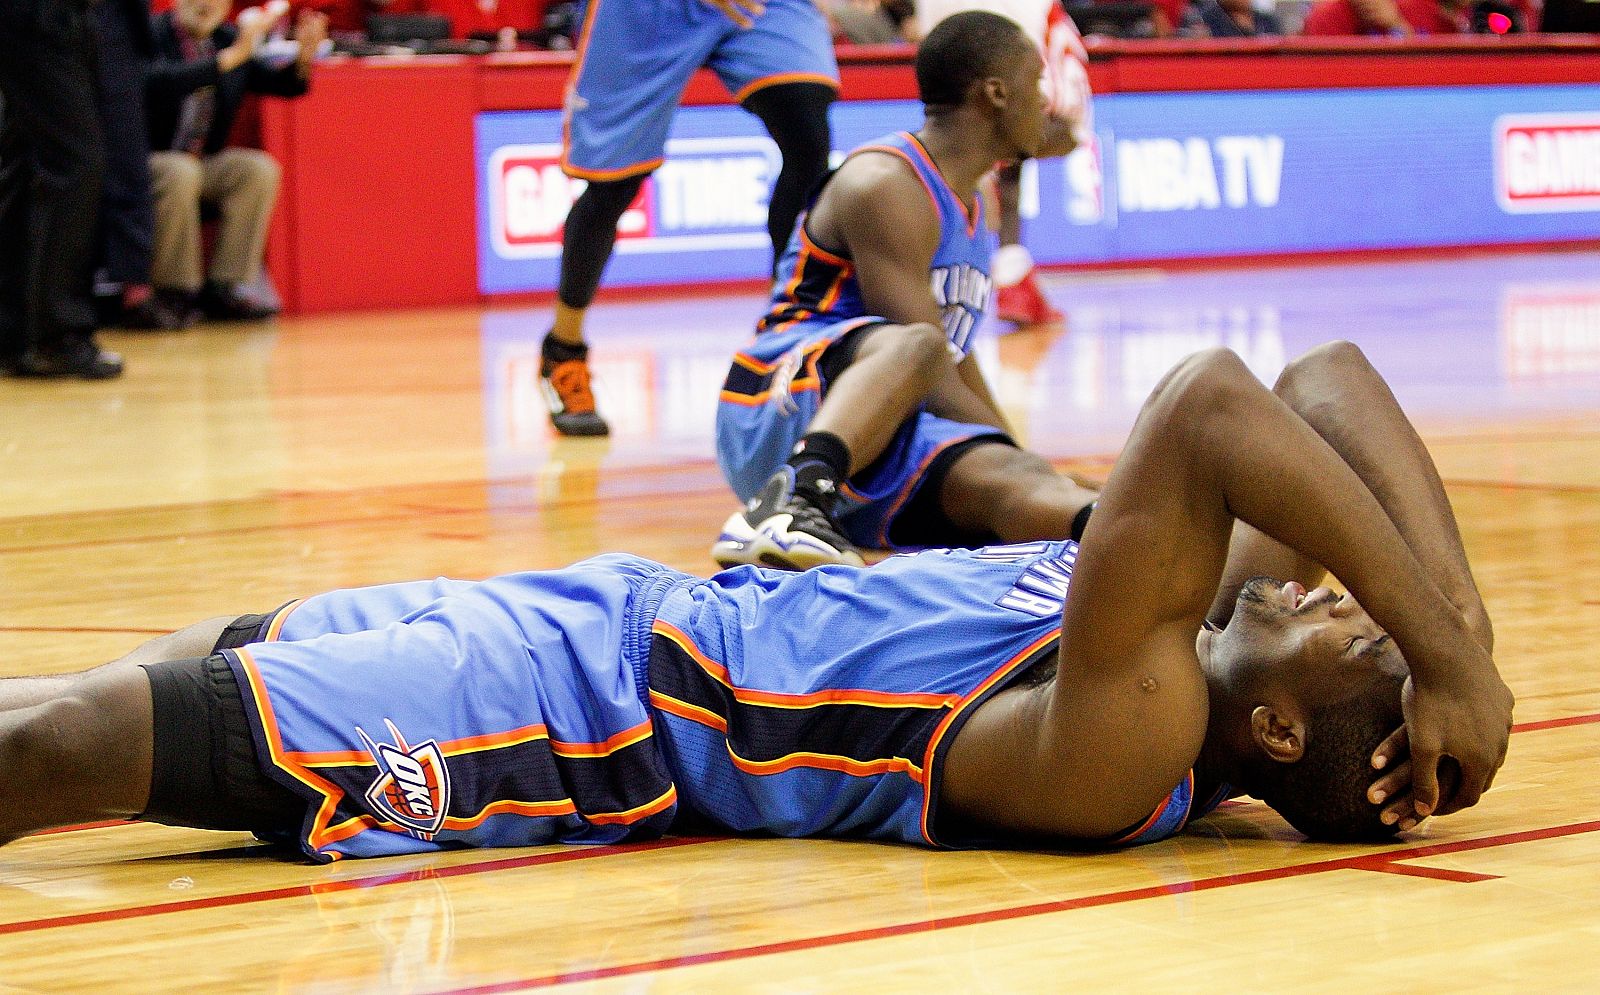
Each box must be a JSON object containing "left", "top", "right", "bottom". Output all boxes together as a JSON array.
[{"left": 1, "top": 250, "right": 1595, "bottom": 991}]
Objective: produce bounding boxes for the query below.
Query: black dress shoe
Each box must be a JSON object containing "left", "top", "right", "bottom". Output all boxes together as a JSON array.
[
  {"left": 13, "top": 337, "right": 125, "bottom": 379},
  {"left": 198, "top": 283, "right": 278, "bottom": 322},
  {"left": 116, "top": 296, "right": 191, "bottom": 330}
]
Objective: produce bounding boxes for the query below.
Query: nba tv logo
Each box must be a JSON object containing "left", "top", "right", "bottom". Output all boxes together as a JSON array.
[{"left": 357, "top": 719, "right": 452, "bottom": 840}]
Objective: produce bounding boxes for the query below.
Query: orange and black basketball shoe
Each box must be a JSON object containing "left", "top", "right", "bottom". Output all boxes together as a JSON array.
[{"left": 540, "top": 333, "right": 610, "bottom": 437}]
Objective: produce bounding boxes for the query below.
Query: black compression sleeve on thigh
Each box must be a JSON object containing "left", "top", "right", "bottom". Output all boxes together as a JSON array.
[
  {"left": 1071, "top": 500, "right": 1097, "bottom": 542},
  {"left": 139, "top": 655, "right": 303, "bottom": 835},
  {"left": 741, "top": 82, "right": 836, "bottom": 269},
  {"left": 556, "top": 174, "right": 648, "bottom": 309}
]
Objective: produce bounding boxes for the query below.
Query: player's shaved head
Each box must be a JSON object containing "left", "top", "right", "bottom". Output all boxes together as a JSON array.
[
  {"left": 915, "top": 10, "right": 1032, "bottom": 111},
  {"left": 1245, "top": 673, "right": 1406, "bottom": 841}
]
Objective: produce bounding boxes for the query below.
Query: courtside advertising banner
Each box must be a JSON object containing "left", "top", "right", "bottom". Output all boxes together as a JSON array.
[{"left": 475, "top": 85, "right": 1600, "bottom": 295}]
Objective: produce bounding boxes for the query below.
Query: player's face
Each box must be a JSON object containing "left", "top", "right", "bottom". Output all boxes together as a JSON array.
[
  {"left": 1000, "top": 43, "right": 1049, "bottom": 159},
  {"left": 1223, "top": 577, "right": 1408, "bottom": 694}
]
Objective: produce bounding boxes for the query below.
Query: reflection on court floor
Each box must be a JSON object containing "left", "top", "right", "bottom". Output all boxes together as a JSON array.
[{"left": 480, "top": 251, "right": 1600, "bottom": 478}]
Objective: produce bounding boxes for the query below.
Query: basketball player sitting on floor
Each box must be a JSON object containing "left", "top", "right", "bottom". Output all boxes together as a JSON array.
[
  {"left": 0, "top": 341, "right": 1510, "bottom": 862},
  {"left": 712, "top": 11, "right": 1099, "bottom": 572}
]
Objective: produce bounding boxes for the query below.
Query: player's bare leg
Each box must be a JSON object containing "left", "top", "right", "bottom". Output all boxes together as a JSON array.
[
  {"left": 938, "top": 442, "right": 1098, "bottom": 543},
  {"left": 0, "top": 616, "right": 231, "bottom": 712},
  {"left": 0, "top": 662, "right": 154, "bottom": 844},
  {"left": 807, "top": 321, "right": 950, "bottom": 470},
  {"left": 714, "top": 321, "right": 951, "bottom": 569}
]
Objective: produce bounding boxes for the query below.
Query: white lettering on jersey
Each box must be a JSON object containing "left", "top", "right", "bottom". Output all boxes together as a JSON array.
[
  {"left": 991, "top": 543, "right": 1078, "bottom": 618},
  {"left": 930, "top": 262, "right": 994, "bottom": 356}
]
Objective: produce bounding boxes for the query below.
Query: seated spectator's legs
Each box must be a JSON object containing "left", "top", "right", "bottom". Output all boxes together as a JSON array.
[
  {"left": 201, "top": 147, "right": 280, "bottom": 294},
  {"left": 149, "top": 150, "right": 205, "bottom": 296}
]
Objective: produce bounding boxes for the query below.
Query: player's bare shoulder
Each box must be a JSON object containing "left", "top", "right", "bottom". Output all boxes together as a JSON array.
[{"left": 810, "top": 149, "right": 941, "bottom": 255}]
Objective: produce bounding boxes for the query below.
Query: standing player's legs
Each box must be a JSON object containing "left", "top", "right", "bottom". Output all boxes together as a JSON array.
[
  {"left": 710, "top": 0, "right": 839, "bottom": 269},
  {"left": 991, "top": 162, "right": 1063, "bottom": 328},
  {"left": 740, "top": 81, "right": 835, "bottom": 269},
  {"left": 544, "top": 1, "right": 719, "bottom": 436}
]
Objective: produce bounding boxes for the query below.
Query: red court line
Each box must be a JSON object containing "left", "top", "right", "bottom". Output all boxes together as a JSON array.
[
  {"left": 434, "top": 819, "right": 1600, "bottom": 993},
  {"left": 1356, "top": 862, "right": 1500, "bottom": 884},
  {"left": 33, "top": 821, "right": 127, "bottom": 836},
  {"left": 0, "top": 626, "right": 174, "bottom": 636},
  {"left": 1512, "top": 713, "right": 1600, "bottom": 734},
  {"left": 1440, "top": 478, "right": 1600, "bottom": 495},
  {"left": 0, "top": 483, "right": 733, "bottom": 557},
  {"left": 0, "top": 837, "right": 715, "bottom": 937}
]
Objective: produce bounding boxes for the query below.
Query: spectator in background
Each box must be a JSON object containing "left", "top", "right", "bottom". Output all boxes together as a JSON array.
[
  {"left": 298, "top": 0, "right": 429, "bottom": 37},
  {"left": 92, "top": 0, "right": 189, "bottom": 330},
  {"left": 824, "top": 0, "right": 916, "bottom": 43},
  {"left": 1184, "top": 0, "right": 1284, "bottom": 35},
  {"left": 1301, "top": 0, "right": 1470, "bottom": 34},
  {"left": 146, "top": 0, "right": 328, "bottom": 322},
  {"left": 433, "top": 0, "right": 542, "bottom": 40},
  {"left": 0, "top": 0, "right": 123, "bottom": 378}
]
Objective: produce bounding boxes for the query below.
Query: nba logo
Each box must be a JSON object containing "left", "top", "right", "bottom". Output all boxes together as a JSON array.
[
  {"left": 1065, "top": 135, "right": 1104, "bottom": 225},
  {"left": 357, "top": 719, "right": 452, "bottom": 840}
]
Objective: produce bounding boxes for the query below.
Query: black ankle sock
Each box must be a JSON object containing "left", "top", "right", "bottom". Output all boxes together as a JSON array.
[
  {"left": 1070, "top": 500, "right": 1097, "bottom": 542},
  {"left": 786, "top": 432, "right": 851, "bottom": 502},
  {"left": 543, "top": 333, "right": 588, "bottom": 362}
]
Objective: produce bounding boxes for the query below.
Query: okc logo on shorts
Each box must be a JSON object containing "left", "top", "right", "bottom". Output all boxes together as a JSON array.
[{"left": 357, "top": 719, "right": 452, "bottom": 840}]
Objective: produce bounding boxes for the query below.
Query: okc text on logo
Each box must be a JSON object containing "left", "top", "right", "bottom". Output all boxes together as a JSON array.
[{"left": 358, "top": 719, "right": 452, "bottom": 840}]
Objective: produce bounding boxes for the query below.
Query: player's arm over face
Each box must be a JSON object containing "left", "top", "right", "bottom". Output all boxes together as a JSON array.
[
  {"left": 808, "top": 153, "right": 1010, "bottom": 431},
  {"left": 941, "top": 348, "right": 1502, "bottom": 842}
]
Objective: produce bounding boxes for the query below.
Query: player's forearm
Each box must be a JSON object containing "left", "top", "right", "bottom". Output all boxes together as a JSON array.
[
  {"left": 1186, "top": 351, "right": 1486, "bottom": 681},
  {"left": 1273, "top": 342, "right": 1493, "bottom": 652},
  {"left": 1205, "top": 523, "right": 1327, "bottom": 628}
]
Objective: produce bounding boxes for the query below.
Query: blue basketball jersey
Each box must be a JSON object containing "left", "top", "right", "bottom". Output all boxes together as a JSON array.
[
  {"left": 716, "top": 132, "right": 1004, "bottom": 519},
  {"left": 228, "top": 545, "right": 1221, "bottom": 862},
  {"left": 650, "top": 541, "right": 1217, "bottom": 847},
  {"left": 749, "top": 131, "right": 998, "bottom": 363}
]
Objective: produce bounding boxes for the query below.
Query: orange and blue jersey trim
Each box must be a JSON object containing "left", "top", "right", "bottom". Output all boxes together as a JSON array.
[
  {"left": 720, "top": 316, "right": 880, "bottom": 407},
  {"left": 917, "top": 629, "right": 1063, "bottom": 847},
  {"left": 852, "top": 134, "right": 982, "bottom": 239},
  {"left": 733, "top": 71, "right": 840, "bottom": 105}
]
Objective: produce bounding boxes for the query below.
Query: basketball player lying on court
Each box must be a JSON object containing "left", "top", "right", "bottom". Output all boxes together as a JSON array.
[
  {"left": 0, "top": 342, "right": 1510, "bottom": 863},
  {"left": 712, "top": 12, "right": 1100, "bottom": 572}
]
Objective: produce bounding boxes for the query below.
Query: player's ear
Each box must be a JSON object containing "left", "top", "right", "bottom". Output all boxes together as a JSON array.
[
  {"left": 1249, "top": 704, "right": 1307, "bottom": 763},
  {"left": 981, "top": 74, "right": 1010, "bottom": 111}
]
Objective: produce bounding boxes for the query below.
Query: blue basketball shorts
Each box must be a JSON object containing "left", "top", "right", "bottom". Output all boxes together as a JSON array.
[{"left": 561, "top": 0, "right": 839, "bottom": 181}]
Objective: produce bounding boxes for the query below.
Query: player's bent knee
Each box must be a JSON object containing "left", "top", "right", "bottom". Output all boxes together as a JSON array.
[{"left": 892, "top": 322, "right": 951, "bottom": 370}]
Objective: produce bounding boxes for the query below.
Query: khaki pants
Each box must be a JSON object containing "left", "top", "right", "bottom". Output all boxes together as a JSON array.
[{"left": 149, "top": 148, "right": 280, "bottom": 293}]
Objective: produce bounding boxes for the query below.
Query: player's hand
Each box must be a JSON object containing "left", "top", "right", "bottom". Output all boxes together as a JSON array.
[
  {"left": 1395, "top": 662, "right": 1513, "bottom": 819},
  {"left": 701, "top": 0, "right": 765, "bottom": 29},
  {"left": 295, "top": 10, "right": 330, "bottom": 64},
  {"left": 1367, "top": 726, "right": 1423, "bottom": 831}
]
